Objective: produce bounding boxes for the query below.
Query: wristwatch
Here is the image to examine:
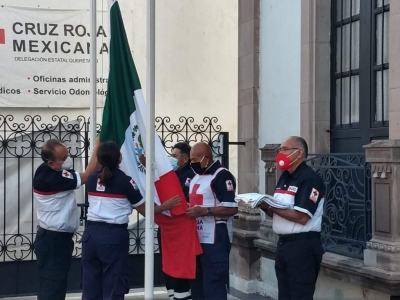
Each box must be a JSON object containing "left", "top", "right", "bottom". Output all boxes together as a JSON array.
[{"left": 206, "top": 207, "right": 212, "bottom": 216}]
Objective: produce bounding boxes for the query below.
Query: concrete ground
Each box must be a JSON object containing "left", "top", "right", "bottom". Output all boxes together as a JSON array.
[{"left": 0, "top": 287, "right": 242, "bottom": 300}]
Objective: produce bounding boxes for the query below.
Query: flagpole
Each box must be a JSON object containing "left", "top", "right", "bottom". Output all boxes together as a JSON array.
[
  {"left": 90, "top": 0, "right": 97, "bottom": 154},
  {"left": 108, "top": 0, "right": 112, "bottom": 46},
  {"left": 145, "top": 0, "right": 156, "bottom": 299}
]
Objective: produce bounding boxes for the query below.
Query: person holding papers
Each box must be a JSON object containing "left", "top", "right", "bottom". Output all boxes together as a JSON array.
[
  {"left": 258, "top": 136, "right": 325, "bottom": 300},
  {"left": 81, "top": 141, "right": 180, "bottom": 300},
  {"left": 186, "top": 142, "right": 238, "bottom": 300}
]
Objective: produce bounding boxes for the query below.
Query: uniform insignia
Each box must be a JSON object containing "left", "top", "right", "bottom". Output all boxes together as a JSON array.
[
  {"left": 288, "top": 186, "right": 298, "bottom": 193},
  {"left": 226, "top": 180, "right": 234, "bottom": 192},
  {"left": 130, "top": 179, "right": 139, "bottom": 190},
  {"left": 185, "top": 178, "right": 191, "bottom": 187},
  {"left": 309, "top": 188, "right": 319, "bottom": 203},
  {"left": 96, "top": 179, "right": 106, "bottom": 191},
  {"left": 62, "top": 170, "right": 73, "bottom": 179}
]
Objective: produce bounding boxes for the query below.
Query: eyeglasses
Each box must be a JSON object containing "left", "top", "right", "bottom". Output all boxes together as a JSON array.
[{"left": 276, "top": 147, "right": 299, "bottom": 153}]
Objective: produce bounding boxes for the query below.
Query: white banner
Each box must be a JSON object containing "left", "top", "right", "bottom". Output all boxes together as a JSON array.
[{"left": 0, "top": 6, "right": 132, "bottom": 108}]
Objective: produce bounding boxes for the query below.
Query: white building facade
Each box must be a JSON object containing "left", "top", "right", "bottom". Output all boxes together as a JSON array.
[
  {"left": 0, "top": 0, "right": 238, "bottom": 166},
  {"left": 232, "top": 0, "right": 400, "bottom": 299}
]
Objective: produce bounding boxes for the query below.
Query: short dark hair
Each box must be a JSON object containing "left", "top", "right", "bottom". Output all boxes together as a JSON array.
[
  {"left": 295, "top": 137, "right": 308, "bottom": 158},
  {"left": 173, "top": 142, "right": 191, "bottom": 157},
  {"left": 41, "top": 139, "right": 65, "bottom": 162}
]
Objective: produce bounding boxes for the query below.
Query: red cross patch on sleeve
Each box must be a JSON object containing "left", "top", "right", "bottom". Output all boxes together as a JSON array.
[
  {"left": 130, "top": 179, "right": 139, "bottom": 190},
  {"left": 185, "top": 178, "right": 192, "bottom": 187},
  {"left": 226, "top": 180, "right": 234, "bottom": 192},
  {"left": 96, "top": 179, "right": 106, "bottom": 191},
  {"left": 309, "top": 188, "right": 319, "bottom": 203},
  {"left": 62, "top": 170, "right": 73, "bottom": 179}
]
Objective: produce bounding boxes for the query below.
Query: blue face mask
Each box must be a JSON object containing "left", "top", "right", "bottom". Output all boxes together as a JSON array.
[{"left": 169, "top": 157, "right": 179, "bottom": 171}]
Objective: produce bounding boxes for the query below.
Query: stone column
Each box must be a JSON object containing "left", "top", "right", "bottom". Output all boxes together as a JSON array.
[
  {"left": 389, "top": 0, "right": 400, "bottom": 138},
  {"left": 364, "top": 141, "right": 400, "bottom": 271},
  {"left": 230, "top": 204, "right": 261, "bottom": 295},
  {"left": 255, "top": 145, "right": 280, "bottom": 252},
  {"left": 364, "top": 0, "right": 400, "bottom": 272},
  {"left": 300, "top": 0, "right": 330, "bottom": 153},
  {"left": 237, "top": 0, "right": 260, "bottom": 193},
  {"left": 230, "top": 1, "right": 261, "bottom": 296}
]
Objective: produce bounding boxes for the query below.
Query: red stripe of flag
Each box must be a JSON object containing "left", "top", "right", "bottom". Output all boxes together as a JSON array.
[
  {"left": 154, "top": 170, "right": 188, "bottom": 216},
  {"left": 0, "top": 29, "right": 5, "bottom": 44}
]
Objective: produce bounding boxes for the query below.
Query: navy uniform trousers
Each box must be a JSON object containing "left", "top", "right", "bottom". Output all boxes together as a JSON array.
[
  {"left": 191, "top": 224, "right": 231, "bottom": 300},
  {"left": 81, "top": 221, "right": 130, "bottom": 300},
  {"left": 275, "top": 232, "right": 324, "bottom": 300},
  {"left": 34, "top": 227, "right": 74, "bottom": 300}
]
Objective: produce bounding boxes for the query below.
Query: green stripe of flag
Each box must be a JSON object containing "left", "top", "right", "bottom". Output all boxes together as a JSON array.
[{"left": 100, "top": 1, "right": 142, "bottom": 147}]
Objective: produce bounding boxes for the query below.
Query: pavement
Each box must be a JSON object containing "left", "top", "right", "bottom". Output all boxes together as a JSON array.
[{"left": 0, "top": 287, "right": 242, "bottom": 300}]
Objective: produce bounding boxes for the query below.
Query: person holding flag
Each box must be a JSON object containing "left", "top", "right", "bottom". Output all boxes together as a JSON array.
[
  {"left": 81, "top": 141, "right": 181, "bottom": 300},
  {"left": 186, "top": 142, "right": 238, "bottom": 300},
  {"left": 33, "top": 139, "right": 99, "bottom": 300},
  {"left": 99, "top": 0, "right": 202, "bottom": 294},
  {"left": 158, "top": 142, "right": 195, "bottom": 300}
]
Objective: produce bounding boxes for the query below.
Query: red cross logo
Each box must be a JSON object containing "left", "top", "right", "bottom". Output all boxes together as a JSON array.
[
  {"left": 309, "top": 188, "right": 319, "bottom": 203},
  {"left": 130, "top": 179, "right": 138, "bottom": 190},
  {"left": 189, "top": 184, "right": 203, "bottom": 206},
  {"left": 98, "top": 183, "right": 103, "bottom": 188},
  {"left": 63, "top": 171, "right": 70, "bottom": 178},
  {"left": 225, "top": 180, "right": 234, "bottom": 191}
]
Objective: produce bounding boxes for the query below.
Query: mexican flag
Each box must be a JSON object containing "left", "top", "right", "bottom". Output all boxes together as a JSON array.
[{"left": 100, "top": 0, "right": 201, "bottom": 279}]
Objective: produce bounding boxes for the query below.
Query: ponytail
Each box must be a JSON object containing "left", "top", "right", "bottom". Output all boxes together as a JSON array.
[
  {"left": 96, "top": 141, "right": 121, "bottom": 187},
  {"left": 98, "top": 165, "right": 114, "bottom": 186}
]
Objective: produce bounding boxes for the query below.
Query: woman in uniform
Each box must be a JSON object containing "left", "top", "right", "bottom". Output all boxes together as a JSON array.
[{"left": 81, "top": 141, "right": 181, "bottom": 300}]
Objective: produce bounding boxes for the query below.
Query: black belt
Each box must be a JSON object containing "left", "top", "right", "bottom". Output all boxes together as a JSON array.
[
  {"left": 87, "top": 220, "right": 128, "bottom": 229},
  {"left": 278, "top": 232, "right": 320, "bottom": 244},
  {"left": 38, "top": 227, "right": 74, "bottom": 238}
]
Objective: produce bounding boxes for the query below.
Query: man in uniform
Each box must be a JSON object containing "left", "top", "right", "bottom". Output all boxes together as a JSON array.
[
  {"left": 33, "top": 139, "right": 99, "bottom": 300},
  {"left": 259, "top": 136, "right": 325, "bottom": 300},
  {"left": 170, "top": 142, "right": 195, "bottom": 201},
  {"left": 159, "top": 142, "right": 195, "bottom": 300},
  {"left": 186, "top": 142, "right": 238, "bottom": 300}
]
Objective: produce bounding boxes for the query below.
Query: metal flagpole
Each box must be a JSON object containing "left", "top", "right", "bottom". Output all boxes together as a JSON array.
[
  {"left": 108, "top": 0, "right": 112, "bottom": 46},
  {"left": 89, "top": 0, "right": 97, "bottom": 154},
  {"left": 145, "top": 0, "right": 156, "bottom": 299}
]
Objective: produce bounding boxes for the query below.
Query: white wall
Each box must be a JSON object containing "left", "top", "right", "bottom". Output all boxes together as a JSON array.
[
  {"left": 258, "top": 0, "right": 301, "bottom": 193},
  {"left": 0, "top": 0, "right": 238, "bottom": 176}
]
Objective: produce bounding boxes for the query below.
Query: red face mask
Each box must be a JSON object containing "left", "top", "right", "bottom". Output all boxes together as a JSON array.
[{"left": 275, "top": 150, "right": 299, "bottom": 170}]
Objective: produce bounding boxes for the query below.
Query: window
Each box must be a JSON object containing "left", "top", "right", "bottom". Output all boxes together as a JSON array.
[
  {"left": 333, "top": 0, "right": 389, "bottom": 127},
  {"left": 374, "top": 0, "right": 389, "bottom": 123},
  {"left": 331, "top": 0, "right": 389, "bottom": 153},
  {"left": 335, "top": 0, "right": 361, "bottom": 125}
]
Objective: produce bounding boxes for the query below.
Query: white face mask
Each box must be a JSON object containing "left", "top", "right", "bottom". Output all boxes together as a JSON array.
[{"left": 62, "top": 156, "right": 74, "bottom": 170}]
